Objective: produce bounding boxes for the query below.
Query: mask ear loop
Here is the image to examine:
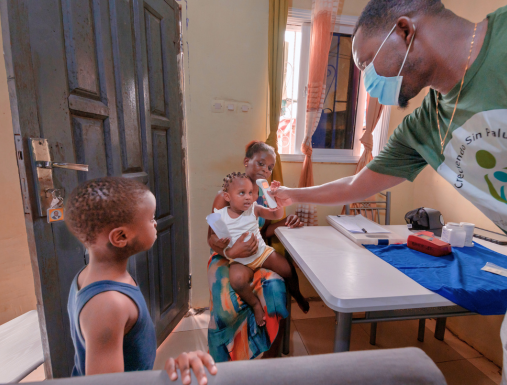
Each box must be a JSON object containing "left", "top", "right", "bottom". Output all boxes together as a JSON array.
[
  {"left": 371, "top": 24, "right": 397, "bottom": 64},
  {"left": 397, "top": 25, "right": 417, "bottom": 76}
]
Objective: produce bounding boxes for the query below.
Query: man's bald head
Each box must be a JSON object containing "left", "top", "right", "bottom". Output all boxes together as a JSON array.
[{"left": 354, "top": 0, "right": 445, "bottom": 38}]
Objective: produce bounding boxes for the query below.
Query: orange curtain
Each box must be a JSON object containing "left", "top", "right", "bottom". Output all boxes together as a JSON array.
[
  {"left": 357, "top": 96, "right": 384, "bottom": 174},
  {"left": 266, "top": 0, "right": 289, "bottom": 186},
  {"left": 295, "top": 0, "right": 343, "bottom": 227},
  {"left": 299, "top": 0, "right": 343, "bottom": 190},
  {"left": 342, "top": 96, "right": 384, "bottom": 218}
]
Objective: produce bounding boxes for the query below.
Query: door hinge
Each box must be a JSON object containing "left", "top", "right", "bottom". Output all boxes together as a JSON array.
[{"left": 188, "top": 274, "right": 192, "bottom": 289}]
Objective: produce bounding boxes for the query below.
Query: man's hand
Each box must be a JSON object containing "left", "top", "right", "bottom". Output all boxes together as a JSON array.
[
  {"left": 165, "top": 350, "right": 217, "bottom": 385},
  {"left": 270, "top": 180, "right": 281, "bottom": 190},
  {"left": 227, "top": 232, "right": 258, "bottom": 259},
  {"left": 285, "top": 214, "right": 303, "bottom": 228},
  {"left": 268, "top": 185, "right": 293, "bottom": 207}
]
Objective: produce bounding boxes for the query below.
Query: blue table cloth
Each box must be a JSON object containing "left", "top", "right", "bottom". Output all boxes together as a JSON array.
[{"left": 364, "top": 243, "right": 507, "bottom": 315}]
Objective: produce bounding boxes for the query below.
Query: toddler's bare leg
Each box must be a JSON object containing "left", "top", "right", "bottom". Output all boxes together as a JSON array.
[
  {"left": 229, "top": 262, "right": 266, "bottom": 326},
  {"left": 262, "top": 251, "right": 310, "bottom": 313}
]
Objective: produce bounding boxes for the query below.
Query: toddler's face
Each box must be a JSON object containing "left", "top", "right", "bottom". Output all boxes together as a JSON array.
[{"left": 225, "top": 178, "right": 254, "bottom": 212}]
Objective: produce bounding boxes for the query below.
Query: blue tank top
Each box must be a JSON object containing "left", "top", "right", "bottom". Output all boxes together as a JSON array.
[{"left": 67, "top": 269, "right": 156, "bottom": 376}]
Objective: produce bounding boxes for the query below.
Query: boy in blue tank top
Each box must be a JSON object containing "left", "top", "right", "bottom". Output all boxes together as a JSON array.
[{"left": 65, "top": 177, "right": 216, "bottom": 384}]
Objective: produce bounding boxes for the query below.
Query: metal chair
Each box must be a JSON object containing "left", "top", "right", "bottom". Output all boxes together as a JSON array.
[
  {"left": 345, "top": 192, "right": 391, "bottom": 346},
  {"left": 345, "top": 191, "right": 391, "bottom": 226}
]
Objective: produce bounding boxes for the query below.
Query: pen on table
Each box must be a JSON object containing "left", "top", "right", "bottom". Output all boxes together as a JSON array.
[{"left": 362, "top": 228, "right": 368, "bottom": 233}]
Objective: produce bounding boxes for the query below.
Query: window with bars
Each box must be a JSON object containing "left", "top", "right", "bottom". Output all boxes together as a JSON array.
[
  {"left": 311, "top": 33, "right": 359, "bottom": 151},
  {"left": 278, "top": 15, "right": 390, "bottom": 163}
]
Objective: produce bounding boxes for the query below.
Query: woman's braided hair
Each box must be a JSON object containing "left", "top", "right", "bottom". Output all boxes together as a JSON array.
[{"left": 222, "top": 172, "right": 248, "bottom": 192}]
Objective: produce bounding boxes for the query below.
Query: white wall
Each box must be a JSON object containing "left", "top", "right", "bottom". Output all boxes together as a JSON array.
[
  {"left": 178, "top": 0, "right": 270, "bottom": 307},
  {"left": 0, "top": 16, "right": 36, "bottom": 325}
]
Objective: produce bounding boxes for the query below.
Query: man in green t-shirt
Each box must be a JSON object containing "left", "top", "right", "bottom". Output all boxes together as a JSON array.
[{"left": 271, "top": 0, "right": 507, "bottom": 381}]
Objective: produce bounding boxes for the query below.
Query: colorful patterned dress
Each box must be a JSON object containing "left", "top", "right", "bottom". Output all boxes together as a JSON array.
[{"left": 207, "top": 189, "right": 288, "bottom": 362}]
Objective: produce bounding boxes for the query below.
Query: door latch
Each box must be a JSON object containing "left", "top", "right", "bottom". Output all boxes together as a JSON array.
[
  {"left": 36, "top": 161, "right": 88, "bottom": 172},
  {"left": 28, "top": 138, "right": 88, "bottom": 217}
]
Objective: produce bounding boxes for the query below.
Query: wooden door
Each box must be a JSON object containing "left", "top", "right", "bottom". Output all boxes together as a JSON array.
[{"left": 1, "top": 0, "right": 189, "bottom": 378}]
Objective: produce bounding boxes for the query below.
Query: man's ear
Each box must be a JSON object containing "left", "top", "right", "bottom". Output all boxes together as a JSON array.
[
  {"left": 396, "top": 17, "right": 416, "bottom": 46},
  {"left": 109, "top": 227, "right": 129, "bottom": 248},
  {"left": 223, "top": 192, "right": 231, "bottom": 203}
]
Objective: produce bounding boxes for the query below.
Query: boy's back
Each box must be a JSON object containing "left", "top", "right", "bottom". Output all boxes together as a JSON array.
[{"left": 67, "top": 267, "right": 156, "bottom": 375}]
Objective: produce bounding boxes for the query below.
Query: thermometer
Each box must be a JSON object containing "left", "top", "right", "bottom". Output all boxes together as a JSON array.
[{"left": 256, "top": 179, "right": 278, "bottom": 209}]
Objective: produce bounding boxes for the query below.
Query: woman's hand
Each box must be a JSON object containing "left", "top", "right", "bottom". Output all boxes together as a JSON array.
[
  {"left": 268, "top": 185, "right": 293, "bottom": 207},
  {"left": 227, "top": 232, "right": 258, "bottom": 259},
  {"left": 285, "top": 214, "right": 303, "bottom": 228},
  {"left": 165, "top": 350, "right": 217, "bottom": 385}
]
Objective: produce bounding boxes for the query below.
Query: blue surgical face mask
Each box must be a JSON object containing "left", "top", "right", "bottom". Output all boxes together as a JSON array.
[{"left": 363, "top": 24, "right": 416, "bottom": 106}]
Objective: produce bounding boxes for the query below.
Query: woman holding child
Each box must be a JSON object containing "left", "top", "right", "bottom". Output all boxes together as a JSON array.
[{"left": 207, "top": 141, "right": 307, "bottom": 362}]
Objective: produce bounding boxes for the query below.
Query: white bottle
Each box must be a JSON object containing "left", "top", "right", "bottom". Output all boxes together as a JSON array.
[
  {"left": 441, "top": 222, "right": 457, "bottom": 243},
  {"left": 460, "top": 222, "right": 475, "bottom": 247},
  {"left": 441, "top": 223, "right": 466, "bottom": 247}
]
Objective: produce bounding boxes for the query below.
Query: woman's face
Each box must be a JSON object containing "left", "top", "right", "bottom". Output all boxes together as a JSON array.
[{"left": 244, "top": 151, "right": 276, "bottom": 181}]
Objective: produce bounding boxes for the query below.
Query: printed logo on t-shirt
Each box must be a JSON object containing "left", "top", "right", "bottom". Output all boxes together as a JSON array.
[
  {"left": 437, "top": 109, "right": 507, "bottom": 232},
  {"left": 476, "top": 149, "right": 507, "bottom": 203}
]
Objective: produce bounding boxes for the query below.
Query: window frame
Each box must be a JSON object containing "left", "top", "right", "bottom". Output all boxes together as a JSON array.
[{"left": 280, "top": 11, "right": 389, "bottom": 163}]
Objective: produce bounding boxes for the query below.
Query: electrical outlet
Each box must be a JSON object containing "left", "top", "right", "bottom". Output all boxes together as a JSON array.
[
  {"left": 225, "top": 101, "right": 236, "bottom": 112},
  {"left": 211, "top": 100, "right": 225, "bottom": 113}
]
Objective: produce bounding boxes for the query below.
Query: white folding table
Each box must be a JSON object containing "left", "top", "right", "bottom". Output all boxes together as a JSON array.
[{"left": 275, "top": 225, "right": 506, "bottom": 352}]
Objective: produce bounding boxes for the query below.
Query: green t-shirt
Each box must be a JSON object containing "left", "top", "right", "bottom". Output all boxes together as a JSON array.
[{"left": 368, "top": 6, "right": 507, "bottom": 232}]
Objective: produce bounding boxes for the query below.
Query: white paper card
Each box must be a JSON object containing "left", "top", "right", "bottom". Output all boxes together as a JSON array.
[
  {"left": 334, "top": 216, "right": 364, "bottom": 233},
  {"left": 206, "top": 213, "right": 231, "bottom": 239},
  {"left": 482, "top": 262, "right": 507, "bottom": 278},
  {"left": 334, "top": 214, "right": 391, "bottom": 234}
]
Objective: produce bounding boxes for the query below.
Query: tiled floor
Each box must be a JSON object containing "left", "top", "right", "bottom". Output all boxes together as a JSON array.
[
  {"left": 22, "top": 302, "right": 503, "bottom": 384},
  {"left": 154, "top": 303, "right": 503, "bottom": 385}
]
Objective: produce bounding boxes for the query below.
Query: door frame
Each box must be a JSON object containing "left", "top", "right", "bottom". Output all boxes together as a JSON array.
[{"left": 1, "top": 0, "right": 59, "bottom": 378}]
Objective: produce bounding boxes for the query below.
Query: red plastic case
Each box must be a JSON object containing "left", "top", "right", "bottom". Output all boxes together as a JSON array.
[{"left": 407, "top": 231, "right": 452, "bottom": 257}]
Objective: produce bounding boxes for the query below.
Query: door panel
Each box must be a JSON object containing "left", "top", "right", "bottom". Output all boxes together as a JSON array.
[
  {"left": 145, "top": 9, "right": 166, "bottom": 116},
  {"left": 110, "top": 0, "right": 144, "bottom": 175},
  {"left": 62, "top": 0, "right": 101, "bottom": 98},
  {"left": 133, "top": 0, "right": 189, "bottom": 342},
  {"left": 154, "top": 228, "right": 174, "bottom": 313},
  {"left": 153, "top": 129, "right": 172, "bottom": 216},
  {"left": 2, "top": 0, "right": 188, "bottom": 377},
  {"left": 72, "top": 116, "right": 109, "bottom": 182}
]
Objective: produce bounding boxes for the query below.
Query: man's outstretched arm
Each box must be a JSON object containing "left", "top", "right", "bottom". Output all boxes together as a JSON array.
[{"left": 270, "top": 167, "right": 406, "bottom": 206}]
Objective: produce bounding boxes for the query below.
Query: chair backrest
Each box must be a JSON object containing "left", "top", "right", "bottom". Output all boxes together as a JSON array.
[
  {"left": 345, "top": 191, "right": 391, "bottom": 225},
  {"left": 21, "top": 348, "right": 446, "bottom": 385}
]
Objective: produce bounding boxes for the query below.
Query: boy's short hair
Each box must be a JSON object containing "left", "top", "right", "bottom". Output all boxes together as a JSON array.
[{"left": 66, "top": 177, "right": 150, "bottom": 244}]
